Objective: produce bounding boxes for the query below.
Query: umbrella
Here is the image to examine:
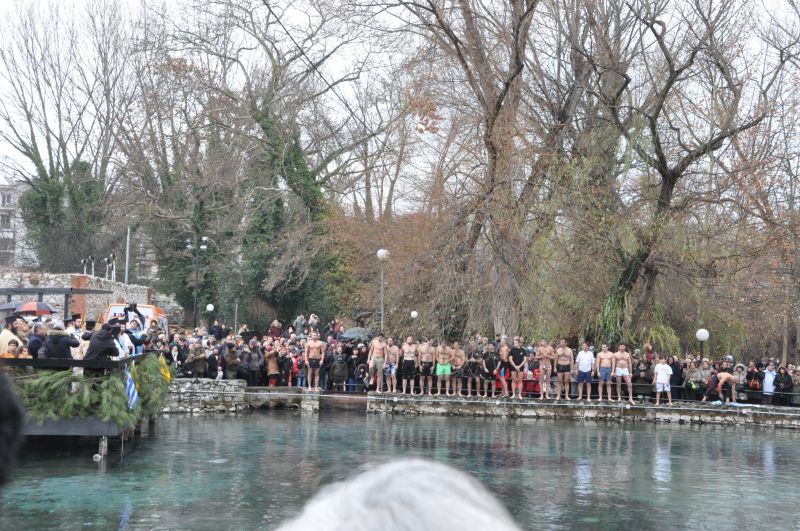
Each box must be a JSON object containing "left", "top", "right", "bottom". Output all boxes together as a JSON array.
[
  {"left": 15, "top": 301, "right": 57, "bottom": 315},
  {"left": 339, "top": 327, "right": 373, "bottom": 343},
  {"left": 354, "top": 310, "right": 374, "bottom": 320},
  {"left": 0, "top": 301, "right": 20, "bottom": 313}
]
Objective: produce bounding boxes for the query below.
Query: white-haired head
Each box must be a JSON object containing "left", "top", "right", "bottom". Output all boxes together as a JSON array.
[{"left": 278, "top": 459, "right": 520, "bottom": 531}]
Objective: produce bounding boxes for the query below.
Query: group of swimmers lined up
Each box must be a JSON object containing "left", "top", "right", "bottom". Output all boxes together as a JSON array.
[{"left": 356, "top": 334, "right": 644, "bottom": 403}]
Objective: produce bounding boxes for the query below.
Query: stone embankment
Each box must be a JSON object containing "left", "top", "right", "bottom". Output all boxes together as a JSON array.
[
  {"left": 161, "top": 379, "right": 319, "bottom": 414},
  {"left": 366, "top": 394, "right": 800, "bottom": 429},
  {"left": 161, "top": 381, "right": 800, "bottom": 429}
]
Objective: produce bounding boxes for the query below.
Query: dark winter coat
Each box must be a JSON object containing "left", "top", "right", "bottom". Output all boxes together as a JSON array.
[
  {"left": 85, "top": 329, "right": 120, "bottom": 360},
  {"left": 775, "top": 372, "right": 793, "bottom": 394},
  {"left": 41, "top": 329, "right": 80, "bottom": 359},
  {"left": 27, "top": 333, "right": 46, "bottom": 360}
]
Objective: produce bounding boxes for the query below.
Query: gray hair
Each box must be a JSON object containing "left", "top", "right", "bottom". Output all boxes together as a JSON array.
[{"left": 277, "top": 459, "right": 520, "bottom": 531}]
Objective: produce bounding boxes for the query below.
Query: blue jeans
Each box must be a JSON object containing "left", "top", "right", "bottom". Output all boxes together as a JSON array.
[
  {"left": 297, "top": 375, "right": 307, "bottom": 388},
  {"left": 320, "top": 369, "right": 330, "bottom": 391},
  {"left": 347, "top": 376, "right": 357, "bottom": 392}
]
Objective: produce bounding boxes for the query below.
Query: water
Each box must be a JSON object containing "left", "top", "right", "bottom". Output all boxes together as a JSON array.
[{"left": 2, "top": 412, "right": 800, "bottom": 530}]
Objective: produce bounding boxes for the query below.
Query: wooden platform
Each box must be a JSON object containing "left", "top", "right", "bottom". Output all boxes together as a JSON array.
[{"left": 24, "top": 416, "right": 132, "bottom": 437}]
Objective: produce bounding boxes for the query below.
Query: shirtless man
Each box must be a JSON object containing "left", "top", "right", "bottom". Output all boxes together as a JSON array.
[
  {"left": 367, "top": 333, "right": 388, "bottom": 393},
  {"left": 434, "top": 341, "right": 453, "bottom": 396},
  {"left": 595, "top": 344, "right": 615, "bottom": 401},
  {"left": 304, "top": 332, "right": 326, "bottom": 391},
  {"left": 509, "top": 337, "right": 527, "bottom": 400},
  {"left": 554, "top": 339, "right": 574, "bottom": 401},
  {"left": 384, "top": 337, "right": 400, "bottom": 394},
  {"left": 613, "top": 344, "right": 635, "bottom": 404},
  {"left": 418, "top": 339, "right": 435, "bottom": 395},
  {"left": 536, "top": 340, "right": 554, "bottom": 399},
  {"left": 400, "top": 337, "right": 419, "bottom": 395},
  {"left": 716, "top": 371, "right": 738, "bottom": 403},
  {"left": 450, "top": 342, "right": 466, "bottom": 397},
  {"left": 482, "top": 343, "right": 498, "bottom": 398},
  {"left": 497, "top": 338, "right": 511, "bottom": 397}
]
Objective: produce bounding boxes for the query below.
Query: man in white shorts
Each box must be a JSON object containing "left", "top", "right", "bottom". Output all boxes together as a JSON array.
[
  {"left": 613, "top": 344, "right": 635, "bottom": 404},
  {"left": 652, "top": 356, "right": 673, "bottom": 405}
]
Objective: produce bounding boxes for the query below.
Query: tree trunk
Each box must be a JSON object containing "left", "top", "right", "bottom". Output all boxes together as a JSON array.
[
  {"left": 597, "top": 248, "right": 651, "bottom": 343},
  {"left": 627, "top": 263, "right": 658, "bottom": 333},
  {"left": 490, "top": 260, "right": 520, "bottom": 337},
  {"left": 782, "top": 278, "right": 791, "bottom": 367}
]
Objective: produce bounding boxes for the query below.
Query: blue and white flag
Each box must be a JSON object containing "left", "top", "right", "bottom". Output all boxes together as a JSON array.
[{"left": 124, "top": 367, "right": 139, "bottom": 410}]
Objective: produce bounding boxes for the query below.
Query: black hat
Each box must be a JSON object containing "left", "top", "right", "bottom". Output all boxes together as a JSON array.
[
  {"left": 85, "top": 319, "right": 97, "bottom": 329},
  {"left": 107, "top": 318, "right": 121, "bottom": 326},
  {"left": 4, "top": 315, "right": 17, "bottom": 325},
  {"left": 71, "top": 314, "right": 81, "bottom": 321}
]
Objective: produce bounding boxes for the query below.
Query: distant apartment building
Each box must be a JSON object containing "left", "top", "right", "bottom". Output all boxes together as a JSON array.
[
  {"left": 0, "top": 179, "right": 159, "bottom": 278},
  {"left": 0, "top": 187, "right": 14, "bottom": 266},
  {"left": 0, "top": 182, "right": 34, "bottom": 269}
]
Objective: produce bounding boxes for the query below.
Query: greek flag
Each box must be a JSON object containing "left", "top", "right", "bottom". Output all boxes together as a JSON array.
[{"left": 125, "top": 367, "right": 139, "bottom": 410}]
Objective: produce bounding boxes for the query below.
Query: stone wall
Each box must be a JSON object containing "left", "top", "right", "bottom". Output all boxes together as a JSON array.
[
  {"left": 161, "top": 380, "right": 320, "bottom": 415},
  {"left": 0, "top": 272, "right": 151, "bottom": 320},
  {"left": 162, "top": 379, "right": 248, "bottom": 414},
  {"left": 367, "top": 395, "right": 800, "bottom": 429}
]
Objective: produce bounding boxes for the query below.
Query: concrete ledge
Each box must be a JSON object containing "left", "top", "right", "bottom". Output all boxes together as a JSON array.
[{"left": 366, "top": 394, "right": 800, "bottom": 429}]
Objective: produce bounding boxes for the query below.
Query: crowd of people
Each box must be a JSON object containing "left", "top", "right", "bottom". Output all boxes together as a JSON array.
[
  {"left": 155, "top": 318, "right": 800, "bottom": 407},
  {"left": 1, "top": 307, "right": 798, "bottom": 407}
]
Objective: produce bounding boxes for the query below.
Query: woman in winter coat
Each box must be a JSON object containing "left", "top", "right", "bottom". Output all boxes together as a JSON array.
[
  {"left": 792, "top": 369, "right": 800, "bottom": 406},
  {"left": 667, "top": 355, "right": 683, "bottom": 399},
  {"left": 733, "top": 363, "right": 748, "bottom": 401},
  {"left": 745, "top": 361, "right": 764, "bottom": 402},
  {"left": 266, "top": 349, "right": 281, "bottom": 387},
  {"left": 683, "top": 361, "right": 703, "bottom": 401},
  {"left": 632, "top": 359, "right": 652, "bottom": 398},
  {"left": 223, "top": 344, "right": 241, "bottom": 380},
  {"left": 185, "top": 344, "right": 208, "bottom": 378},
  {"left": 268, "top": 320, "right": 283, "bottom": 340},
  {"left": 242, "top": 347, "right": 264, "bottom": 387},
  {"left": 774, "top": 366, "right": 793, "bottom": 406},
  {"left": 42, "top": 321, "right": 80, "bottom": 359}
]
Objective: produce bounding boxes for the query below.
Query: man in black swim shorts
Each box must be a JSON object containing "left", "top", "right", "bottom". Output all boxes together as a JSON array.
[
  {"left": 554, "top": 339, "right": 574, "bottom": 400},
  {"left": 418, "top": 339, "right": 435, "bottom": 395},
  {"left": 509, "top": 337, "right": 527, "bottom": 400}
]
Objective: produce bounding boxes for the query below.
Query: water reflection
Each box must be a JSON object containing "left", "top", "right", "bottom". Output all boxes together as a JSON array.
[
  {"left": 2, "top": 414, "right": 800, "bottom": 530},
  {"left": 652, "top": 440, "right": 671, "bottom": 491}
]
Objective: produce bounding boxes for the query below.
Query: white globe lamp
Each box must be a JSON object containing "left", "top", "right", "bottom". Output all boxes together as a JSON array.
[{"left": 696, "top": 328, "right": 709, "bottom": 359}]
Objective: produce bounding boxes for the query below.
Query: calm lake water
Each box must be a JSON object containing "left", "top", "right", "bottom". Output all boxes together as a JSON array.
[{"left": 1, "top": 412, "right": 799, "bottom": 530}]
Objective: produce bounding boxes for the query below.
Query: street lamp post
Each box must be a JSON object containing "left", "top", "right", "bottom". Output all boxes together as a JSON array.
[
  {"left": 696, "top": 328, "right": 710, "bottom": 359},
  {"left": 377, "top": 248, "right": 390, "bottom": 333},
  {"left": 187, "top": 236, "right": 209, "bottom": 329}
]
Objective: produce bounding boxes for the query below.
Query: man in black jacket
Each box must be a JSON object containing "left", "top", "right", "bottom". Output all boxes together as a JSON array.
[
  {"left": 42, "top": 321, "right": 80, "bottom": 359},
  {"left": 85, "top": 323, "right": 121, "bottom": 361},
  {"left": 27, "top": 323, "right": 47, "bottom": 360}
]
